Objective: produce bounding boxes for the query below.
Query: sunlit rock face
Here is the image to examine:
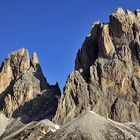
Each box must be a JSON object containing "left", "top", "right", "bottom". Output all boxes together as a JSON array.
[
  {"left": 0, "top": 48, "right": 61, "bottom": 119},
  {"left": 0, "top": 49, "right": 61, "bottom": 140},
  {"left": 54, "top": 8, "right": 140, "bottom": 124}
]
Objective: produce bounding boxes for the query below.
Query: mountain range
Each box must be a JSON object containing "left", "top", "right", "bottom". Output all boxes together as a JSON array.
[{"left": 0, "top": 8, "right": 140, "bottom": 140}]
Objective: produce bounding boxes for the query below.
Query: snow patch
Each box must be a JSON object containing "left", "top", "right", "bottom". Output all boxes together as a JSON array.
[
  {"left": 55, "top": 125, "right": 60, "bottom": 130},
  {"left": 50, "top": 124, "right": 60, "bottom": 133},
  {"left": 50, "top": 128, "right": 56, "bottom": 133}
]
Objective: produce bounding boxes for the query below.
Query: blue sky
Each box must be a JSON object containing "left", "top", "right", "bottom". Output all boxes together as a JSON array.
[{"left": 0, "top": 0, "right": 139, "bottom": 90}]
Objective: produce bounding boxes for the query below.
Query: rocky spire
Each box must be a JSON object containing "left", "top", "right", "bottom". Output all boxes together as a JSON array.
[
  {"left": 0, "top": 48, "right": 60, "bottom": 119},
  {"left": 31, "top": 51, "right": 50, "bottom": 90},
  {"left": 32, "top": 52, "right": 39, "bottom": 70},
  {"left": 53, "top": 8, "right": 140, "bottom": 124}
]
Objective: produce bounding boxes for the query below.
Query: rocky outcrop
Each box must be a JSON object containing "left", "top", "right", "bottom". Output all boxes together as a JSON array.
[
  {"left": 54, "top": 71, "right": 89, "bottom": 124},
  {"left": 31, "top": 52, "right": 49, "bottom": 90},
  {"left": 54, "top": 8, "right": 140, "bottom": 124},
  {"left": 0, "top": 48, "right": 61, "bottom": 119}
]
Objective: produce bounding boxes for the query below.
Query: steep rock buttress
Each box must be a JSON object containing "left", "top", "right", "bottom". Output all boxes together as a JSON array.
[
  {"left": 0, "top": 48, "right": 61, "bottom": 120},
  {"left": 53, "top": 8, "right": 140, "bottom": 124}
]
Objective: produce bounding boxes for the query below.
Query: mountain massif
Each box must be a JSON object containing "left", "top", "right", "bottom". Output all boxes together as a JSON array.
[{"left": 0, "top": 8, "right": 140, "bottom": 140}]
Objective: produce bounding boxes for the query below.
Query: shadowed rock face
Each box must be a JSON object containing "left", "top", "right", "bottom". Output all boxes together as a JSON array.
[
  {"left": 53, "top": 8, "right": 140, "bottom": 124},
  {"left": 0, "top": 48, "right": 61, "bottom": 119}
]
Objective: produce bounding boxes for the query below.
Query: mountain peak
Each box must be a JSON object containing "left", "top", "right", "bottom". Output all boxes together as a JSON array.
[
  {"left": 0, "top": 48, "right": 60, "bottom": 118},
  {"left": 54, "top": 8, "right": 140, "bottom": 125}
]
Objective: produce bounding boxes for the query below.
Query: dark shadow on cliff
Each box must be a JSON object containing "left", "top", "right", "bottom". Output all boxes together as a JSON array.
[{"left": 12, "top": 88, "right": 60, "bottom": 124}]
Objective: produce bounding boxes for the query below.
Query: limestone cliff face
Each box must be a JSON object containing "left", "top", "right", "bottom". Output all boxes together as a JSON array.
[
  {"left": 0, "top": 48, "right": 61, "bottom": 119},
  {"left": 54, "top": 8, "right": 140, "bottom": 124}
]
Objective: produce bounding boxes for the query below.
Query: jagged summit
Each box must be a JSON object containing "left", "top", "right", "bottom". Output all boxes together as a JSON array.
[
  {"left": 53, "top": 8, "right": 140, "bottom": 125},
  {"left": 0, "top": 48, "right": 60, "bottom": 119}
]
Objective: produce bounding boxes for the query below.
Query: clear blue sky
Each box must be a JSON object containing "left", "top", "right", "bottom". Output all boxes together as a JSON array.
[{"left": 0, "top": 0, "right": 139, "bottom": 90}]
